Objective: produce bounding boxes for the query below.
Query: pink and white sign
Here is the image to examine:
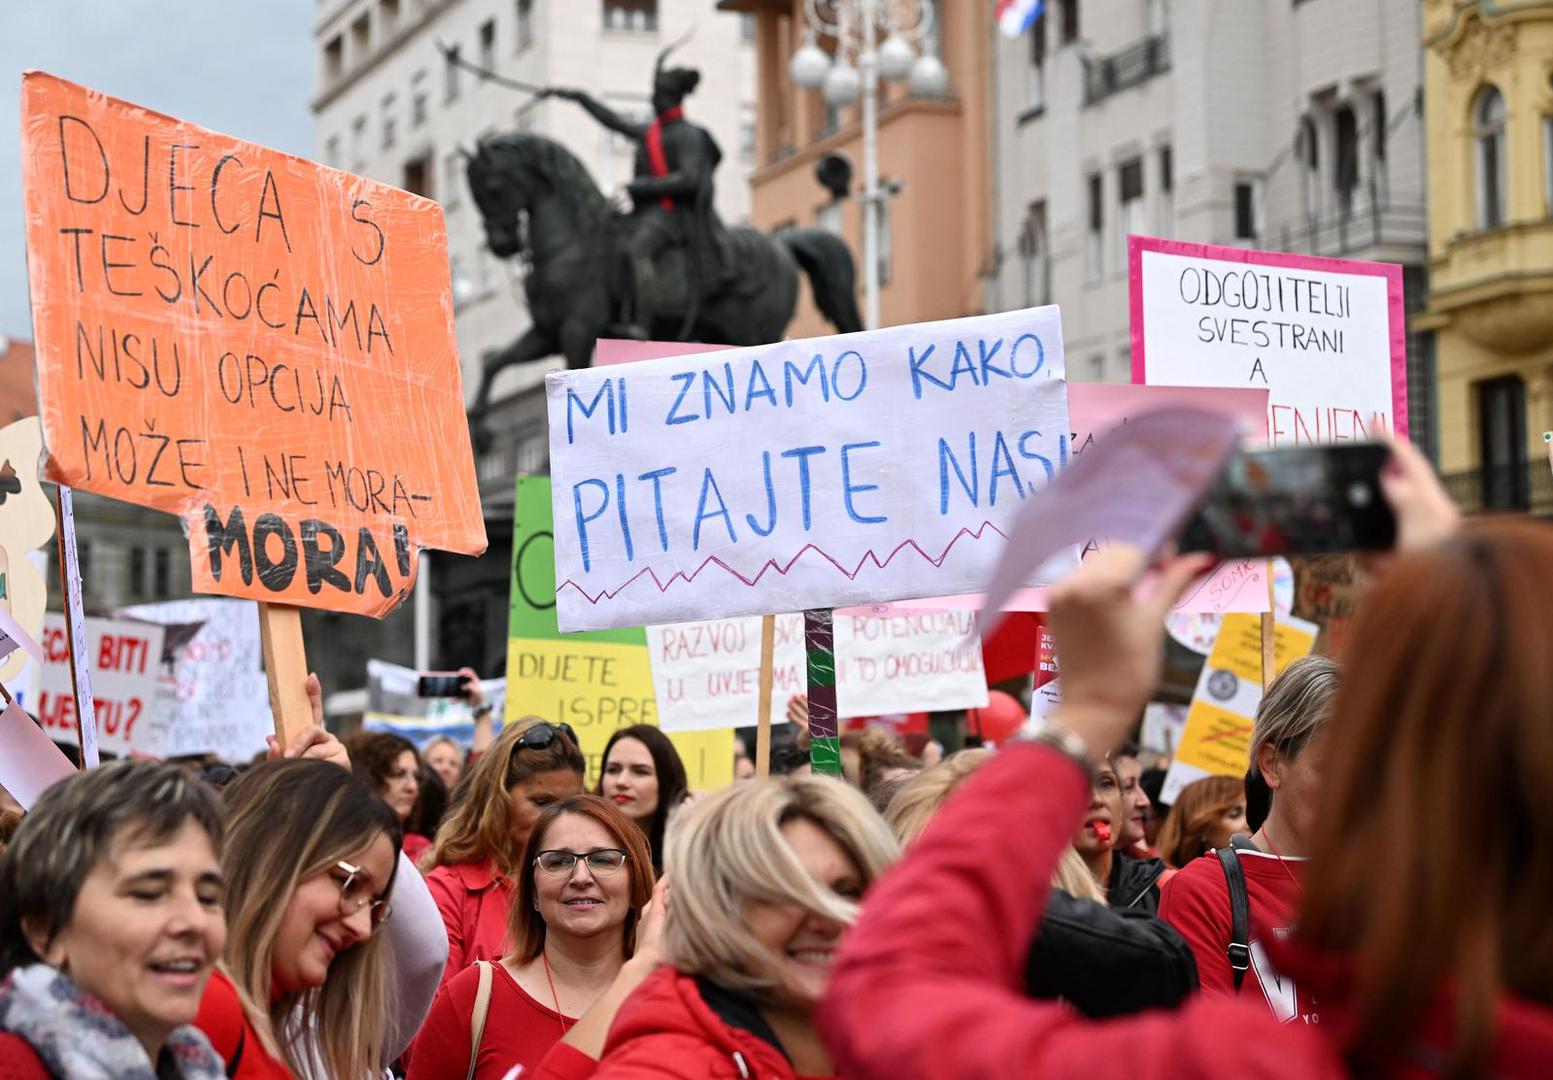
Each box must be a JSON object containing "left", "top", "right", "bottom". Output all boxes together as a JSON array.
[{"left": 1129, "top": 235, "right": 1407, "bottom": 444}]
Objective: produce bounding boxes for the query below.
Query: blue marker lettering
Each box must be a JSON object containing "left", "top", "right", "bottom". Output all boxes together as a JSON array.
[
  {"left": 780, "top": 445, "right": 827, "bottom": 530},
  {"left": 702, "top": 362, "right": 737, "bottom": 418},
  {"left": 744, "top": 360, "right": 778, "bottom": 410},
  {"left": 937, "top": 433, "right": 979, "bottom": 515},
  {"left": 665, "top": 371, "right": 698, "bottom": 425},
  {"left": 745, "top": 451, "right": 778, "bottom": 537},
  {"left": 783, "top": 354, "right": 830, "bottom": 406},
  {"left": 987, "top": 431, "right": 1025, "bottom": 505},
  {"left": 840, "top": 441, "right": 887, "bottom": 524},
  {"left": 1017, "top": 430, "right": 1057, "bottom": 483},
  {"left": 948, "top": 342, "right": 980, "bottom": 389},
  {"left": 614, "top": 473, "right": 634, "bottom": 561},
  {"left": 831, "top": 350, "right": 867, "bottom": 401},
  {"left": 978, "top": 338, "right": 1010, "bottom": 381},
  {"left": 908, "top": 343, "right": 950, "bottom": 399},
  {"left": 566, "top": 382, "right": 615, "bottom": 445},
  {"left": 637, "top": 467, "right": 678, "bottom": 552},
  {"left": 1009, "top": 333, "right": 1044, "bottom": 378},
  {"left": 572, "top": 478, "right": 610, "bottom": 572},
  {"left": 692, "top": 468, "right": 737, "bottom": 550}
]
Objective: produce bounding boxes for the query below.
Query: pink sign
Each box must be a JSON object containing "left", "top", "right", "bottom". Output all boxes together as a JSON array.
[
  {"left": 593, "top": 338, "right": 731, "bottom": 367},
  {"left": 0, "top": 700, "right": 76, "bottom": 809},
  {"left": 1129, "top": 235, "right": 1407, "bottom": 444}
]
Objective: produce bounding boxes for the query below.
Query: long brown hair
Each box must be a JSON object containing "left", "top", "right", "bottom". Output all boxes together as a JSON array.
[
  {"left": 423, "top": 717, "right": 585, "bottom": 877},
  {"left": 507, "top": 794, "right": 655, "bottom": 963},
  {"left": 1156, "top": 774, "right": 1244, "bottom": 869},
  {"left": 221, "top": 759, "right": 401, "bottom": 1079},
  {"left": 1298, "top": 520, "right": 1553, "bottom": 1075}
]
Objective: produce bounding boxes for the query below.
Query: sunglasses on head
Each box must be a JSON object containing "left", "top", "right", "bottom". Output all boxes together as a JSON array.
[{"left": 516, "top": 721, "right": 579, "bottom": 751}]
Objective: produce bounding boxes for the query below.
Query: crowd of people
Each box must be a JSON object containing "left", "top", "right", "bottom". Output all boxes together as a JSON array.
[{"left": 2, "top": 437, "right": 1550, "bottom": 1078}]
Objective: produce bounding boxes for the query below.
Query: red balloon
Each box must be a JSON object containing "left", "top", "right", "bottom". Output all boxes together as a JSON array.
[{"left": 966, "top": 690, "right": 1028, "bottom": 745}]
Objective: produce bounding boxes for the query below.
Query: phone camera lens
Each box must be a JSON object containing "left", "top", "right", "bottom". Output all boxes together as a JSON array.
[{"left": 1348, "top": 482, "right": 1372, "bottom": 507}]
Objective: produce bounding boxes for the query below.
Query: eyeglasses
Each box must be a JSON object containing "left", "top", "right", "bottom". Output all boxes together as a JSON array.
[
  {"left": 334, "top": 861, "right": 393, "bottom": 931},
  {"left": 534, "top": 849, "right": 629, "bottom": 877},
  {"left": 517, "top": 722, "right": 579, "bottom": 752}
]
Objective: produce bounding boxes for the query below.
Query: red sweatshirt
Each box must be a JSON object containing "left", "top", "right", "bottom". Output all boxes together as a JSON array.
[
  {"left": 1159, "top": 847, "right": 1315, "bottom": 1021},
  {"left": 424, "top": 859, "right": 514, "bottom": 992},
  {"left": 821, "top": 741, "right": 1553, "bottom": 1078}
]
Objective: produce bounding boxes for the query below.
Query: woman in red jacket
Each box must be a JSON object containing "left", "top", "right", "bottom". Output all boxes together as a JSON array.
[
  {"left": 823, "top": 448, "right": 1553, "bottom": 1077},
  {"left": 541, "top": 775, "right": 898, "bottom": 1079},
  {"left": 421, "top": 719, "right": 586, "bottom": 991}
]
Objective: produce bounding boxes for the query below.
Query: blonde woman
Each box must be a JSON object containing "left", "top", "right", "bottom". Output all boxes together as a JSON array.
[
  {"left": 533, "top": 776, "right": 898, "bottom": 1079},
  {"left": 422, "top": 719, "right": 586, "bottom": 990},
  {"left": 196, "top": 755, "right": 445, "bottom": 1079}
]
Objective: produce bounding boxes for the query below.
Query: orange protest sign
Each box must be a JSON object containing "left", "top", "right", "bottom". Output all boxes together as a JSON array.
[{"left": 20, "top": 72, "right": 486, "bottom": 617}]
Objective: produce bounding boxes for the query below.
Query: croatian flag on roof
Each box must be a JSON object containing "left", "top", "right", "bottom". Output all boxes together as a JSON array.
[{"left": 996, "top": 0, "right": 1045, "bottom": 38}]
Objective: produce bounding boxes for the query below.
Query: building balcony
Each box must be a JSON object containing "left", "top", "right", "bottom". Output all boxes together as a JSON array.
[
  {"left": 1442, "top": 460, "right": 1553, "bottom": 517},
  {"left": 1082, "top": 35, "right": 1170, "bottom": 108},
  {"left": 1426, "top": 219, "right": 1553, "bottom": 352},
  {"left": 1273, "top": 201, "right": 1427, "bottom": 264}
]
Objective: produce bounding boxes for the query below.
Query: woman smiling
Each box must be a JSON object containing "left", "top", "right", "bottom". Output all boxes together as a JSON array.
[{"left": 0, "top": 761, "right": 228, "bottom": 1078}]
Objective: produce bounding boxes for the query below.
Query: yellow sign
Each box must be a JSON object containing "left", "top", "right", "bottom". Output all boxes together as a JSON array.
[
  {"left": 1166, "top": 612, "right": 1317, "bottom": 800},
  {"left": 508, "top": 478, "right": 732, "bottom": 790}
]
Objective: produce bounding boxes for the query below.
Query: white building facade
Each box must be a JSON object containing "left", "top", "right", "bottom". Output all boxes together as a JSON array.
[{"left": 986, "top": 0, "right": 1430, "bottom": 446}]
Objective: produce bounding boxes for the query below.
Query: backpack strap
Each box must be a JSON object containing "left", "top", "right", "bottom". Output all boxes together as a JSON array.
[
  {"left": 467, "top": 960, "right": 494, "bottom": 1080},
  {"left": 1215, "top": 846, "right": 1252, "bottom": 991}
]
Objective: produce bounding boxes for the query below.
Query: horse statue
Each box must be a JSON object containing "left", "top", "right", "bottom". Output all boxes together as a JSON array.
[{"left": 464, "top": 132, "right": 863, "bottom": 450}]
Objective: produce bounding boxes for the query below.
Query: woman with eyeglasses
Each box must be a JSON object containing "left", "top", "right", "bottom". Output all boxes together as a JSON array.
[
  {"left": 422, "top": 718, "right": 587, "bottom": 992},
  {"left": 194, "top": 754, "right": 446, "bottom": 1079},
  {"left": 409, "top": 794, "right": 654, "bottom": 1078}
]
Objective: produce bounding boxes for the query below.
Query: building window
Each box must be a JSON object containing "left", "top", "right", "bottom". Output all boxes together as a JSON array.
[
  {"left": 1087, "top": 354, "right": 1105, "bottom": 382},
  {"left": 1333, "top": 103, "right": 1359, "bottom": 219},
  {"left": 381, "top": 94, "right": 397, "bottom": 151},
  {"left": 381, "top": 0, "right": 400, "bottom": 35},
  {"left": 479, "top": 19, "right": 496, "bottom": 71},
  {"left": 445, "top": 43, "right": 462, "bottom": 103},
  {"left": 1300, "top": 116, "right": 1320, "bottom": 224},
  {"left": 351, "top": 12, "right": 372, "bottom": 62},
  {"left": 403, "top": 153, "right": 431, "bottom": 197},
  {"left": 323, "top": 35, "right": 344, "bottom": 82},
  {"left": 1026, "top": 11, "right": 1047, "bottom": 113},
  {"left": 1233, "top": 178, "right": 1262, "bottom": 242},
  {"left": 1058, "top": 0, "right": 1079, "bottom": 45},
  {"left": 411, "top": 70, "right": 428, "bottom": 126},
  {"left": 1478, "top": 375, "right": 1527, "bottom": 510},
  {"left": 516, "top": 0, "right": 534, "bottom": 51},
  {"left": 1474, "top": 85, "right": 1507, "bottom": 229},
  {"left": 154, "top": 549, "right": 170, "bottom": 599},
  {"left": 1146, "top": 0, "right": 1168, "bottom": 38},
  {"left": 1372, "top": 89, "right": 1389, "bottom": 209},
  {"left": 324, "top": 135, "right": 341, "bottom": 167},
  {"left": 1017, "top": 200, "right": 1049, "bottom": 307},
  {"left": 444, "top": 152, "right": 464, "bottom": 208},
  {"left": 350, "top": 115, "right": 367, "bottom": 170},
  {"left": 603, "top": 0, "right": 658, "bottom": 33},
  {"left": 1117, "top": 158, "right": 1144, "bottom": 267},
  {"left": 739, "top": 109, "right": 756, "bottom": 163},
  {"left": 1157, "top": 145, "right": 1173, "bottom": 235},
  {"left": 130, "top": 547, "right": 146, "bottom": 598},
  {"left": 1086, "top": 172, "right": 1103, "bottom": 283},
  {"left": 740, "top": 13, "right": 756, "bottom": 44}
]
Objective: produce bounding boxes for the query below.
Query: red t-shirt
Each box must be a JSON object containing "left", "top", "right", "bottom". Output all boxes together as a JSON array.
[
  {"left": 1158, "top": 848, "right": 1318, "bottom": 1024},
  {"left": 408, "top": 960, "right": 576, "bottom": 1079},
  {"left": 192, "top": 968, "right": 292, "bottom": 1079},
  {"left": 424, "top": 860, "right": 515, "bottom": 992}
]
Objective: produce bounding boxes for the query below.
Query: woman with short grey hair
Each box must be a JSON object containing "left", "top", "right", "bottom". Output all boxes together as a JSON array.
[{"left": 0, "top": 760, "right": 229, "bottom": 1078}]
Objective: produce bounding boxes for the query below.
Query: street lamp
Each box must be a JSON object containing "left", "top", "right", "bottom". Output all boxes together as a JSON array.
[{"left": 788, "top": 0, "right": 944, "bottom": 329}]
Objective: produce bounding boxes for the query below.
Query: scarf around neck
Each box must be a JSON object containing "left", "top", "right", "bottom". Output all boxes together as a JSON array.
[
  {"left": 645, "top": 105, "right": 685, "bottom": 210},
  {"left": 0, "top": 963, "right": 224, "bottom": 1080}
]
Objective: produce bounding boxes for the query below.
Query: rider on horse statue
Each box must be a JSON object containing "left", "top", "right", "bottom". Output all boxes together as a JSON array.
[{"left": 547, "top": 43, "right": 729, "bottom": 339}]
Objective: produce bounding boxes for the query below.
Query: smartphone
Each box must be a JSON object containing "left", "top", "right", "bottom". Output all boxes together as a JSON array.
[
  {"left": 1177, "top": 442, "right": 1396, "bottom": 558},
  {"left": 417, "top": 672, "right": 470, "bottom": 698}
]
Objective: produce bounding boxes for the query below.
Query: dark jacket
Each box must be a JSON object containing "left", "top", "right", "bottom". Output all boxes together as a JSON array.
[
  {"left": 1108, "top": 850, "right": 1166, "bottom": 912},
  {"left": 1027, "top": 890, "right": 1199, "bottom": 1017}
]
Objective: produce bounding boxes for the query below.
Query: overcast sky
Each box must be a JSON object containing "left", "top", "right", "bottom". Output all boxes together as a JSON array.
[{"left": 0, "top": 1, "right": 314, "bottom": 340}]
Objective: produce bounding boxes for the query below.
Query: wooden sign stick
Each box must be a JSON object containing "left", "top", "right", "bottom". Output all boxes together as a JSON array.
[
  {"left": 258, "top": 602, "right": 313, "bottom": 745},
  {"left": 55, "top": 486, "right": 98, "bottom": 767},
  {"left": 755, "top": 614, "right": 776, "bottom": 778},
  {"left": 1260, "top": 558, "right": 1277, "bottom": 690}
]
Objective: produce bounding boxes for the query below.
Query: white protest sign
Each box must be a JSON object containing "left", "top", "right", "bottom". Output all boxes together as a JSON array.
[
  {"left": 364, "top": 658, "right": 508, "bottom": 747},
  {"left": 546, "top": 309, "right": 1069, "bottom": 631},
  {"left": 122, "top": 599, "right": 271, "bottom": 760},
  {"left": 647, "top": 610, "right": 986, "bottom": 733},
  {"left": 26, "top": 613, "right": 164, "bottom": 757},
  {"left": 1129, "top": 236, "right": 1408, "bottom": 444}
]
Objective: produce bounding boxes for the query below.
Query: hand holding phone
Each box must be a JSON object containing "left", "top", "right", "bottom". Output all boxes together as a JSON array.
[
  {"left": 417, "top": 672, "right": 470, "bottom": 698},
  {"left": 1178, "top": 442, "right": 1397, "bottom": 559}
]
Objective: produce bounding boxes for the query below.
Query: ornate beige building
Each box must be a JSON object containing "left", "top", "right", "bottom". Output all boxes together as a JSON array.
[{"left": 1418, "top": 0, "right": 1553, "bottom": 512}]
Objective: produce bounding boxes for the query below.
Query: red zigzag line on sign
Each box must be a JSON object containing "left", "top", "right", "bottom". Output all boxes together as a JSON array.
[{"left": 556, "top": 521, "right": 1013, "bottom": 606}]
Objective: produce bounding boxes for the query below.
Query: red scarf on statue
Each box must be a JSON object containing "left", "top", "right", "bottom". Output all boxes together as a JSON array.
[{"left": 644, "top": 106, "right": 684, "bottom": 211}]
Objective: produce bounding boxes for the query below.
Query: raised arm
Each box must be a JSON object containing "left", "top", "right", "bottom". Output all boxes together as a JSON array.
[
  {"left": 549, "top": 87, "right": 646, "bottom": 140},
  {"left": 382, "top": 851, "right": 451, "bottom": 1061}
]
